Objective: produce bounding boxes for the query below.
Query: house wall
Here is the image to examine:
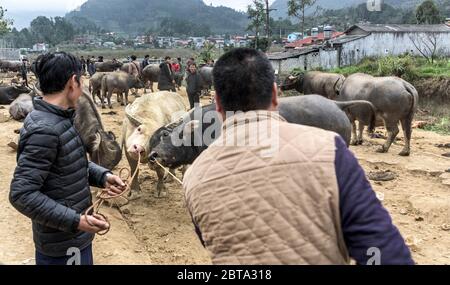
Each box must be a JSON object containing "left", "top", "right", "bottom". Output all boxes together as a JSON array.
[
  {"left": 270, "top": 31, "right": 450, "bottom": 74},
  {"left": 340, "top": 32, "right": 450, "bottom": 66}
]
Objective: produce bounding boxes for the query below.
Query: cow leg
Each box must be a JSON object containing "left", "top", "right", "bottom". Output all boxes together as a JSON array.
[
  {"left": 399, "top": 117, "right": 413, "bottom": 156},
  {"left": 125, "top": 152, "right": 141, "bottom": 196},
  {"left": 350, "top": 120, "right": 358, "bottom": 146},
  {"left": 101, "top": 90, "right": 107, "bottom": 109},
  {"left": 108, "top": 90, "right": 113, "bottom": 109},
  {"left": 357, "top": 121, "right": 365, "bottom": 145},
  {"left": 155, "top": 167, "right": 167, "bottom": 198},
  {"left": 150, "top": 82, "right": 154, "bottom": 93},
  {"left": 124, "top": 90, "right": 129, "bottom": 106},
  {"left": 377, "top": 120, "right": 399, "bottom": 153},
  {"left": 92, "top": 92, "right": 97, "bottom": 104}
]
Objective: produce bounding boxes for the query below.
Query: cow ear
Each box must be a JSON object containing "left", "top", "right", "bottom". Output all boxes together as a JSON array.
[{"left": 183, "top": 120, "right": 200, "bottom": 135}]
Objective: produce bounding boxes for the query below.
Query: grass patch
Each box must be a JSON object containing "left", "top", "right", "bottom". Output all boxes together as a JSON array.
[
  {"left": 329, "top": 56, "right": 450, "bottom": 81},
  {"left": 423, "top": 117, "right": 450, "bottom": 135}
]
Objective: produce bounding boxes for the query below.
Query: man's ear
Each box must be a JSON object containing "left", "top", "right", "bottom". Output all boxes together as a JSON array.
[
  {"left": 215, "top": 93, "right": 225, "bottom": 119},
  {"left": 271, "top": 82, "right": 279, "bottom": 110}
]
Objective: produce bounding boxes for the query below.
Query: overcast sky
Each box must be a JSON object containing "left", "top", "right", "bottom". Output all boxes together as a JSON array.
[{"left": 2, "top": 0, "right": 276, "bottom": 12}]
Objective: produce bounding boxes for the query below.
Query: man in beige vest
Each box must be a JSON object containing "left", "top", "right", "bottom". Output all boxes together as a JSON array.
[{"left": 183, "top": 48, "right": 414, "bottom": 265}]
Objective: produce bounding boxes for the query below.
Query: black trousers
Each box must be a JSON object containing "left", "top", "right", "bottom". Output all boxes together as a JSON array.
[{"left": 188, "top": 92, "right": 200, "bottom": 109}]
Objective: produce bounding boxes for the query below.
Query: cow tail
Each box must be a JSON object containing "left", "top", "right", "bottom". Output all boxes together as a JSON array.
[{"left": 403, "top": 81, "right": 418, "bottom": 121}]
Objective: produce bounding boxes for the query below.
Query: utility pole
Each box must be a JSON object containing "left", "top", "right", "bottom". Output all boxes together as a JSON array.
[{"left": 264, "top": 1, "right": 277, "bottom": 38}]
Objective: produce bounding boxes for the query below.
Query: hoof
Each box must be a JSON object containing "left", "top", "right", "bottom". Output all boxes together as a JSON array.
[
  {"left": 376, "top": 146, "right": 388, "bottom": 153},
  {"left": 357, "top": 140, "right": 363, "bottom": 145},
  {"left": 101, "top": 105, "right": 106, "bottom": 109},
  {"left": 399, "top": 150, "right": 410, "bottom": 157},
  {"left": 350, "top": 140, "right": 358, "bottom": 146},
  {"left": 127, "top": 190, "right": 141, "bottom": 201}
]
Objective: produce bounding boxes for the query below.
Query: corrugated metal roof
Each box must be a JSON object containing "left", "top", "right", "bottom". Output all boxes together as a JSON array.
[
  {"left": 327, "top": 34, "right": 368, "bottom": 45},
  {"left": 285, "top": 32, "right": 344, "bottom": 48},
  {"left": 346, "top": 24, "right": 450, "bottom": 34},
  {"left": 267, "top": 47, "right": 318, "bottom": 60}
]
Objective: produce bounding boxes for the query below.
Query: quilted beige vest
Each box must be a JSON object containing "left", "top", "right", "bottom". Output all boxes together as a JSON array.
[{"left": 183, "top": 111, "right": 350, "bottom": 265}]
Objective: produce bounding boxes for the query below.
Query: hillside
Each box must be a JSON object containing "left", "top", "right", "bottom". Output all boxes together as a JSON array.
[
  {"left": 270, "top": 0, "right": 423, "bottom": 20},
  {"left": 65, "top": 0, "right": 249, "bottom": 36}
]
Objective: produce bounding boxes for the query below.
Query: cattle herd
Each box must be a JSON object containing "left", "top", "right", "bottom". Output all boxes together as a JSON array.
[{"left": 0, "top": 57, "right": 420, "bottom": 198}]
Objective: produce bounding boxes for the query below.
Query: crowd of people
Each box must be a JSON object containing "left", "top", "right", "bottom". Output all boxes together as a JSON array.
[{"left": 75, "top": 54, "right": 214, "bottom": 109}]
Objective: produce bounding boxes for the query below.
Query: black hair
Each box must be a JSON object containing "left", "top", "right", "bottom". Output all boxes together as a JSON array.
[
  {"left": 213, "top": 48, "right": 275, "bottom": 112},
  {"left": 131, "top": 55, "right": 137, "bottom": 60},
  {"left": 165, "top": 56, "right": 171, "bottom": 60},
  {"left": 145, "top": 55, "right": 150, "bottom": 58},
  {"left": 35, "top": 52, "right": 82, "bottom": 95}
]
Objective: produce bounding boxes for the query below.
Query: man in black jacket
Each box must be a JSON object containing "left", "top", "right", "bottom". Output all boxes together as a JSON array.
[
  {"left": 10, "top": 52, "right": 126, "bottom": 265},
  {"left": 158, "top": 56, "right": 176, "bottom": 92}
]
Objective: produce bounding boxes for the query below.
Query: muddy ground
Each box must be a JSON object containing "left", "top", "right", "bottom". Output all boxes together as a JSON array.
[{"left": 0, "top": 77, "right": 448, "bottom": 265}]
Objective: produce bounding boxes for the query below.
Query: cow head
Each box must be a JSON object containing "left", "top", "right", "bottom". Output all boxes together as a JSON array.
[
  {"left": 128, "top": 75, "right": 145, "bottom": 90},
  {"left": 13, "top": 84, "right": 31, "bottom": 94},
  {"left": 280, "top": 73, "right": 304, "bottom": 93},
  {"left": 125, "top": 108, "right": 153, "bottom": 163},
  {"left": 91, "top": 130, "right": 122, "bottom": 170}
]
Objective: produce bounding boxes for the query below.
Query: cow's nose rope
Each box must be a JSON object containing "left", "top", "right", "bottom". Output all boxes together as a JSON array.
[
  {"left": 84, "top": 153, "right": 141, "bottom": 236},
  {"left": 152, "top": 159, "right": 184, "bottom": 185}
]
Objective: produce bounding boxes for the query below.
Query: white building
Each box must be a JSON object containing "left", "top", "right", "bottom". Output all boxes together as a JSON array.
[
  {"left": 32, "top": 43, "right": 48, "bottom": 52},
  {"left": 269, "top": 24, "right": 450, "bottom": 75}
]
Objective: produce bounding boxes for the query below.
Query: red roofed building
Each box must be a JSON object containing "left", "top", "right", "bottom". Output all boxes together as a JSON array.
[{"left": 285, "top": 32, "right": 344, "bottom": 49}]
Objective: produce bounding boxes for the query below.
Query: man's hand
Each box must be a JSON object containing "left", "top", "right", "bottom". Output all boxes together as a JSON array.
[
  {"left": 78, "top": 214, "right": 110, "bottom": 234},
  {"left": 104, "top": 174, "right": 126, "bottom": 196}
]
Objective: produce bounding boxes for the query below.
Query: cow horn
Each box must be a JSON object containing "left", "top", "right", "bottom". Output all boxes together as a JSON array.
[
  {"left": 125, "top": 105, "right": 143, "bottom": 127},
  {"left": 288, "top": 75, "right": 297, "bottom": 80},
  {"left": 32, "top": 84, "right": 42, "bottom": 96},
  {"left": 92, "top": 131, "right": 102, "bottom": 152}
]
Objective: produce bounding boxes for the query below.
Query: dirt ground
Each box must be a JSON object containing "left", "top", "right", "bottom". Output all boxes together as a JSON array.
[{"left": 0, "top": 77, "right": 448, "bottom": 265}]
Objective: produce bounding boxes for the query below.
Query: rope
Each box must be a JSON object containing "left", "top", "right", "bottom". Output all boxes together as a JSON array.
[
  {"left": 151, "top": 159, "right": 184, "bottom": 185},
  {"left": 84, "top": 153, "right": 141, "bottom": 236}
]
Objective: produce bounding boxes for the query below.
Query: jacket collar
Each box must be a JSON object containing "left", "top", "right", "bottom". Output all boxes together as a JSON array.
[
  {"left": 222, "top": 110, "right": 286, "bottom": 131},
  {"left": 33, "top": 97, "right": 76, "bottom": 119}
]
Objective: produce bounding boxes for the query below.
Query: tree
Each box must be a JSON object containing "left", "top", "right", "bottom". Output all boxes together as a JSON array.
[
  {"left": 0, "top": 6, "right": 13, "bottom": 36},
  {"left": 264, "top": 0, "right": 270, "bottom": 37},
  {"left": 247, "top": 0, "right": 265, "bottom": 49},
  {"left": 288, "top": 0, "right": 317, "bottom": 37},
  {"left": 416, "top": 0, "right": 442, "bottom": 24},
  {"left": 409, "top": 33, "right": 440, "bottom": 63}
]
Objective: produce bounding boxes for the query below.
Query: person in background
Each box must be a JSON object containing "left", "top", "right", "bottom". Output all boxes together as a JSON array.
[
  {"left": 128, "top": 55, "right": 141, "bottom": 78},
  {"left": 142, "top": 55, "right": 150, "bottom": 70},
  {"left": 88, "top": 56, "right": 96, "bottom": 76},
  {"left": 171, "top": 59, "right": 181, "bottom": 73},
  {"left": 158, "top": 56, "right": 176, "bottom": 92},
  {"left": 186, "top": 63, "right": 202, "bottom": 109},
  {"left": 20, "top": 58, "right": 29, "bottom": 87},
  {"left": 10, "top": 52, "right": 126, "bottom": 265},
  {"left": 183, "top": 48, "right": 414, "bottom": 265},
  {"left": 80, "top": 56, "right": 86, "bottom": 75},
  {"left": 97, "top": 56, "right": 104, "bottom": 63}
]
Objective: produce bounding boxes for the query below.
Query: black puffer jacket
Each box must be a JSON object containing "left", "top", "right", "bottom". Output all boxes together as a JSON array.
[
  {"left": 158, "top": 62, "right": 175, "bottom": 91},
  {"left": 10, "top": 97, "right": 110, "bottom": 257}
]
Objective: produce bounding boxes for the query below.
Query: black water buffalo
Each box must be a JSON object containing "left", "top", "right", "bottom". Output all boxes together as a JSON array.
[
  {"left": 148, "top": 95, "right": 376, "bottom": 169},
  {"left": 95, "top": 60, "right": 123, "bottom": 72},
  {"left": 0, "top": 60, "right": 23, "bottom": 73},
  {"left": 338, "top": 73, "right": 419, "bottom": 156},
  {"left": 0, "top": 85, "right": 31, "bottom": 105},
  {"left": 281, "top": 71, "right": 346, "bottom": 99},
  {"left": 198, "top": 66, "right": 213, "bottom": 94}
]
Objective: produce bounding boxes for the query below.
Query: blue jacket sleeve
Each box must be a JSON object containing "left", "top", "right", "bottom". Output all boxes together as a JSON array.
[{"left": 334, "top": 136, "right": 414, "bottom": 265}]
